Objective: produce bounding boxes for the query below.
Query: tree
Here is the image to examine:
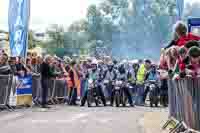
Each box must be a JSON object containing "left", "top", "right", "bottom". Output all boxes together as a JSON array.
[
  {"left": 28, "top": 30, "right": 36, "bottom": 49},
  {"left": 184, "top": 2, "right": 200, "bottom": 18},
  {"left": 68, "top": 19, "right": 88, "bottom": 32},
  {"left": 46, "top": 24, "right": 65, "bottom": 48},
  {"left": 86, "top": 5, "right": 103, "bottom": 41},
  {"left": 100, "top": 0, "right": 176, "bottom": 59},
  {"left": 43, "top": 0, "right": 177, "bottom": 58}
]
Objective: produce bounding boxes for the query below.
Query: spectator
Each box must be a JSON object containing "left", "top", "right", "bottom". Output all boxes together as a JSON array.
[
  {"left": 174, "top": 21, "right": 200, "bottom": 47},
  {"left": 16, "top": 57, "right": 27, "bottom": 77},
  {"left": 68, "top": 60, "right": 78, "bottom": 105},
  {"left": 40, "top": 55, "right": 54, "bottom": 108},
  {"left": 65, "top": 64, "right": 73, "bottom": 94},
  {"left": 164, "top": 32, "right": 179, "bottom": 49},
  {"left": 165, "top": 46, "right": 179, "bottom": 74},
  {"left": 185, "top": 40, "right": 200, "bottom": 49},
  {"left": 0, "top": 53, "right": 11, "bottom": 75},
  {"left": 26, "top": 58, "right": 33, "bottom": 73},
  {"left": 135, "top": 59, "right": 151, "bottom": 105},
  {"left": 27, "top": 52, "right": 32, "bottom": 59},
  {"left": 9, "top": 57, "right": 17, "bottom": 75},
  {"left": 31, "top": 57, "right": 39, "bottom": 74},
  {"left": 186, "top": 46, "right": 200, "bottom": 77},
  {"left": 159, "top": 48, "right": 168, "bottom": 70},
  {"left": 53, "top": 60, "right": 62, "bottom": 77},
  {"left": 36, "top": 56, "right": 43, "bottom": 73}
]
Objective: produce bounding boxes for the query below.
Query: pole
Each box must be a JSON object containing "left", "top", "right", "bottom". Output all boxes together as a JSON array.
[{"left": 176, "top": 0, "right": 184, "bottom": 20}]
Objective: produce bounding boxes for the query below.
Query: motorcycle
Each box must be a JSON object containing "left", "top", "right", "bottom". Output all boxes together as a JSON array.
[
  {"left": 145, "top": 80, "right": 159, "bottom": 107},
  {"left": 103, "top": 79, "right": 112, "bottom": 100},
  {"left": 113, "top": 79, "right": 130, "bottom": 107},
  {"left": 87, "top": 79, "right": 103, "bottom": 107},
  {"left": 123, "top": 82, "right": 135, "bottom": 106},
  {"left": 113, "top": 80, "right": 123, "bottom": 107}
]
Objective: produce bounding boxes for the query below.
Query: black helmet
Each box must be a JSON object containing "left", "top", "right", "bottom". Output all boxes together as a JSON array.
[
  {"left": 113, "top": 60, "right": 118, "bottom": 65},
  {"left": 144, "top": 59, "right": 151, "bottom": 64}
]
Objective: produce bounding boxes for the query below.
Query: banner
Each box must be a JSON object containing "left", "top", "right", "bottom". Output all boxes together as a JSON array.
[
  {"left": 16, "top": 75, "right": 32, "bottom": 106},
  {"left": 8, "top": 0, "right": 30, "bottom": 57},
  {"left": 176, "top": 0, "right": 184, "bottom": 20}
]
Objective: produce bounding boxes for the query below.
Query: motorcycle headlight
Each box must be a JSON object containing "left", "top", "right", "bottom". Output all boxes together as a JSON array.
[
  {"left": 116, "top": 81, "right": 122, "bottom": 85},
  {"left": 104, "top": 80, "right": 109, "bottom": 84},
  {"left": 150, "top": 84, "right": 156, "bottom": 88},
  {"left": 88, "top": 79, "right": 93, "bottom": 84}
]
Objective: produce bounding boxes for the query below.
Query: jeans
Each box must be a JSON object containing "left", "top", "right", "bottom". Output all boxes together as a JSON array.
[
  {"left": 135, "top": 84, "right": 144, "bottom": 105},
  {"left": 69, "top": 87, "right": 77, "bottom": 105},
  {"left": 143, "top": 86, "right": 150, "bottom": 103},
  {"left": 105, "top": 83, "right": 113, "bottom": 99},
  {"left": 80, "top": 79, "right": 87, "bottom": 98},
  {"left": 41, "top": 78, "right": 48, "bottom": 106},
  {"left": 129, "top": 83, "right": 136, "bottom": 103}
]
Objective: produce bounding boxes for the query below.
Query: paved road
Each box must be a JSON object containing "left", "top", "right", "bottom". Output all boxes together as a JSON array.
[{"left": 0, "top": 105, "right": 168, "bottom": 133}]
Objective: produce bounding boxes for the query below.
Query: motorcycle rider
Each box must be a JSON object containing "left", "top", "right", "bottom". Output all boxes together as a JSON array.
[
  {"left": 103, "top": 63, "right": 118, "bottom": 99},
  {"left": 143, "top": 64, "right": 160, "bottom": 103},
  {"left": 110, "top": 64, "right": 134, "bottom": 106},
  {"left": 80, "top": 61, "right": 106, "bottom": 106},
  {"left": 127, "top": 63, "right": 137, "bottom": 102}
]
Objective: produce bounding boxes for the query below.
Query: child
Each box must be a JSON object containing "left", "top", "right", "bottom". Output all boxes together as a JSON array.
[
  {"left": 186, "top": 46, "right": 200, "bottom": 77},
  {"left": 176, "top": 46, "right": 189, "bottom": 78}
]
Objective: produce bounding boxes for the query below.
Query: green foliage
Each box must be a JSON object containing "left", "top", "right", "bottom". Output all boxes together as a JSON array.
[
  {"left": 28, "top": 30, "right": 36, "bottom": 49},
  {"left": 46, "top": 24, "right": 65, "bottom": 48},
  {"left": 42, "top": 0, "right": 177, "bottom": 59}
]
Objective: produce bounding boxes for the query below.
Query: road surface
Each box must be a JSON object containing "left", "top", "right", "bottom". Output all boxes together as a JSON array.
[{"left": 0, "top": 105, "right": 168, "bottom": 133}]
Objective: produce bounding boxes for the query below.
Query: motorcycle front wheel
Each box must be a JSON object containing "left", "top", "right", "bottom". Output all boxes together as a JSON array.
[
  {"left": 115, "top": 91, "right": 120, "bottom": 107},
  {"left": 87, "top": 90, "right": 93, "bottom": 107}
]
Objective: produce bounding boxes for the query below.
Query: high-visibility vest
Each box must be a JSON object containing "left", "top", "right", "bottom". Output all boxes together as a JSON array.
[{"left": 136, "top": 64, "right": 146, "bottom": 84}]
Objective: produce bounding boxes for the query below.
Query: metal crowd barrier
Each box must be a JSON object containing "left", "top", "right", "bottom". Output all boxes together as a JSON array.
[
  {"left": 44, "top": 78, "right": 67, "bottom": 104},
  {"left": 32, "top": 76, "right": 68, "bottom": 105},
  {"left": 0, "top": 75, "right": 14, "bottom": 111},
  {"left": 0, "top": 74, "right": 71, "bottom": 109},
  {"left": 167, "top": 77, "right": 200, "bottom": 132},
  {"left": 50, "top": 79, "right": 68, "bottom": 103},
  {"left": 32, "top": 74, "right": 42, "bottom": 105}
]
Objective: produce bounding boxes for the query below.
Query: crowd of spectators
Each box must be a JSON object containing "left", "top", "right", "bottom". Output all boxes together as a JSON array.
[
  {"left": 0, "top": 50, "right": 86, "bottom": 108},
  {"left": 0, "top": 20, "right": 199, "bottom": 108},
  {"left": 160, "top": 21, "right": 200, "bottom": 79}
]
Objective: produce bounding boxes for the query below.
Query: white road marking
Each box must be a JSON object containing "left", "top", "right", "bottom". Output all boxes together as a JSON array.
[
  {"left": 31, "top": 113, "right": 90, "bottom": 124},
  {"left": 97, "top": 118, "right": 112, "bottom": 123},
  {"left": 0, "top": 113, "right": 24, "bottom": 121},
  {"left": 68, "top": 113, "right": 89, "bottom": 122}
]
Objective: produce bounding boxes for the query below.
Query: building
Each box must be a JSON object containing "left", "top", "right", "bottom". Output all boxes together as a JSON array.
[
  {"left": 0, "top": 30, "right": 10, "bottom": 55},
  {"left": 33, "top": 31, "right": 50, "bottom": 42}
]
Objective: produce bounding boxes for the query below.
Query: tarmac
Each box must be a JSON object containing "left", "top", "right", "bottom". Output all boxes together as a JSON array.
[{"left": 0, "top": 105, "right": 169, "bottom": 133}]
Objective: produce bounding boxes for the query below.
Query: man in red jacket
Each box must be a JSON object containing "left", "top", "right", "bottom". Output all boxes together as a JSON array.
[{"left": 175, "top": 21, "right": 200, "bottom": 47}]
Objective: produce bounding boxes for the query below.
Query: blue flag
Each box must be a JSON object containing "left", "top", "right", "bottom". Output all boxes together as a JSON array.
[
  {"left": 8, "top": 0, "right": 30, "bottom": 57},
  {"left": 176, "top": 0, "right": 184, "bottom": 20}
]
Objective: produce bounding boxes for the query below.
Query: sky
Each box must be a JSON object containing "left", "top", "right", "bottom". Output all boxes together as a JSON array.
[
  {"left": 0, "top": 0, "right": 99, "bottom": 31},
  {"left": 0, "top": 0, "right": 199, "bottom": 31}
]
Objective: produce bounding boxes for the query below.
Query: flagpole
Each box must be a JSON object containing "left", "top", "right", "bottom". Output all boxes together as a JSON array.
[
  {"left": 25, "top": 0, "right": 31, "bottom": 65},
  {"left": 176, "top": 0, "right": 184, "bottom": 20}
]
